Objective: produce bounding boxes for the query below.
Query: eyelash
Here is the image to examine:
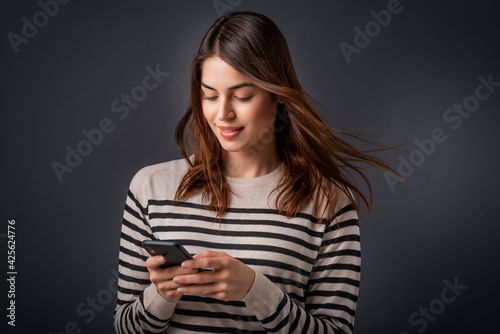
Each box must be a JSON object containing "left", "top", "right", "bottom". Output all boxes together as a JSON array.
[{"left": 203, "top": 96, "right": 251, "bottom": 102}]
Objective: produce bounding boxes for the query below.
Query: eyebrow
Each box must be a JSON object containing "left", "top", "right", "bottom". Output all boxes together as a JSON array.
[{"left": 201, "top": 81, "right": 255, "bottom": 91}]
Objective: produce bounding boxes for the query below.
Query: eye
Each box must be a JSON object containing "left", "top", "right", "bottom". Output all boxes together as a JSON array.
[
  {"left": 234, "top": 96, "right": 252, "bottom": 102},
  {"left": 203, "top": 96, "right": 218, "bottom": 101}
]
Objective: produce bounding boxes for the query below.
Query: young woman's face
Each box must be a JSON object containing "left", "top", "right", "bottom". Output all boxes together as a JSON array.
[{"left": 201, "top": 57, "right": 278, "bottom": 158}]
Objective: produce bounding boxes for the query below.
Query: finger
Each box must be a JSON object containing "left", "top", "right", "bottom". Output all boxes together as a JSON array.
[
  {"left": 146, "top": 255, "right": 166, "bottom": 269},
  {"left": 173, "top": 271, "right": 216, "bottom": 286},
  {"left": 182, "top": 257, "right": 231, "bottom": 271},
  {"left": 149, "top": 264, "right": 197, "bottom": 284},
  {"left": 193, "top": 250, "right": 229, "bottom": 259},
  {"left": 155, "top": 278, "right": 182, "bottom": 291},
  {"left": 177, "top": 282, "right": 223, "bottom": 296},
  {"left": 161, "top": 288, "right": 184, "bottom": 300},
  {"left": 172, "top": 266, "right": 199, "bottom": 276}
]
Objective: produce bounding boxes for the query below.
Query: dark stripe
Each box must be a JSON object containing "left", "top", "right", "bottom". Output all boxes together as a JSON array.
[
  {"left": 124, "top": 204, "right": 148, "bottom": 226},
  {"left": 308, "top": 276, "right": 360, "bottom": 287},
  {"left": 119, "top": 244, "right": 148, "bottom": 262},
  {"left": 319, "top": 317, "right": 328, "bottom": 334},
  {"left": 325, "top": 315, "right": 354, "bottom": 332},
  {"left": 180, "top": 294, "right": 246, "bottom": 308},
  {"left": 334, "top": 204, "right": 355, "bottom": 218},
  {"left": 144, "top": 308, "right": 171, "bottom": 326},
  {"left": 288, "top": 305, "right": 302, "bottom": 333},
  {"left": 118, "top": 305, "right": 129, "bottom": 334},
  {"left": 320, "top": 233, "right": 360, "bottom": 248},
  {"left": 119, "top": 259, "right": 148, "bottom": 272},
  {"left": 149, "top": 199, "right": 201, "bottom": 210},
  {"left": 175, "top": 308, "right": 258, "bottom": 322},
  {"left": 169, "top": 321, "right": 266, "bottom": 333},
  {"left": 243, "top": 258, "right": 310, "bottom": 277},
  {"left": 116, "top": 298, "right": 128, "bottom": 306},
  {"left": 118, "top": 285, "right": 143, "bottom": 296},
  {"left": 138, "top": 310, "right": 168, "bottom": 330},
  {"left": 268, "top": 299, "right": 294, "bottom": 332},
  {"left": 317, "top": 249, "right": 361, "bottom": 260},
  {"left": 125, "top": 304, "right": 134, "bottom": 334},
  {"left": 307, "top": 303, "right": 356, "bottom": 316},
  {"left": 316, "top": 317, "right": 341, "bottom": 334},
  {"left": 324, "top": 219, "right": 359, "bottom": 234},
  {"left": 311, "top": 312, "right": 320, "bottom": 334},
  {"left": 267, "top": 274, "right": 306, "bottom": 290},
  {"left": 120, "top": 231, "right": 145, "bottom": 249},
  {"left": 288, "top": 292, "right": 306, "bottom": 305},
  {"left": 122, "top": 217, "right": 154, "bottom": 240},
  {"left": 119, "top": 272, "right": 150, "bottom": 285},
  {"left": 114, "top": 306, "right": 125, "bottom": 334},
  {"left": 262, "top": 294, "right": 288, "bottom": 325},
  {"left": 128, "top": 189, "right": 148, "bottom": 215},
  {"left": 313, "top": 263, "right": 361, "bottom": 273},
  {"left": 139, "top": 291, "right": 145, "bottom": 307},
  {"left": 302, "top": 306, "right": 311, "bottom": 333},
  {"left": 306, "top": 290, "right": 358, "bottom": 303}
]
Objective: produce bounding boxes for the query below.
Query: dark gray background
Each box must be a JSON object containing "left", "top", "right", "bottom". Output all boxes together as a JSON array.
[{"left": 2, "top": 0, "right": 499, "bottom": 333}]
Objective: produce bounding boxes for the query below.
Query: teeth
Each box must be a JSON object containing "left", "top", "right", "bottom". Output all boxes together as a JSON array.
[{"left": 222, "top": 128, "right": 241, "bottom": 132}]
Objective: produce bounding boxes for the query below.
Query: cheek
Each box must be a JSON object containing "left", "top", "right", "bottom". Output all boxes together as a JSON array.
[
  {"left": 202, "top": 103, "right": 216, "bottom": 122},
  {"left": 252, "top": 105, "right": 276, "bottom": 129}
]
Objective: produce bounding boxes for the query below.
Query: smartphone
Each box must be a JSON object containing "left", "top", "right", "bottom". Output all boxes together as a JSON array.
[{"left": 142, "top": 240, "right": 193, "bottom": 269}]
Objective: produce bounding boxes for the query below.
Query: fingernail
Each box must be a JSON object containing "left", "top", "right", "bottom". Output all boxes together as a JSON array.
[
  {"left": 181, "top": 262, "right": 189, "bottom": 268},
  {"left": 157, "top": 256, "right": 165, "bottom": 264},
  {"left": 193, "top": 254, "right": 200, "bottom": 259},
  {"left": 190, "top": 269, "right": 197, "bottom": 274},
  {"left": 177, "top": 288, "right": 183, "bottom": 293},
  {"left": 173, "top": 277, "right": 180, "bottom": 283}
]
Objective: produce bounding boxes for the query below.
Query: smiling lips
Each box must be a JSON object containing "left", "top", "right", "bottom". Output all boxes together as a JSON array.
[{"left": 218, "top": 126, "right": 244, "bottom": 139}]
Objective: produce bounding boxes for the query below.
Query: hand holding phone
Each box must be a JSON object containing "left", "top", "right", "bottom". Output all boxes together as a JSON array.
[{"left": 142, "top": 240, "right": 198, "bottom": 303}]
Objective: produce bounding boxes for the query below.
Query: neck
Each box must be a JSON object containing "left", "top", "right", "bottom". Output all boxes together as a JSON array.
[{"left": 221, "top": 148, "right": 282, "bottom": 179}]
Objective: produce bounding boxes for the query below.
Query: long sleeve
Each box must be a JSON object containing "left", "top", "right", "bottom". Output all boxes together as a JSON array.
[
  {"left": 240, "top": 204, "right": 361, "bottom": 333},
  {"left": 113, "top": 172, "right": 178, "bottom": 333}
]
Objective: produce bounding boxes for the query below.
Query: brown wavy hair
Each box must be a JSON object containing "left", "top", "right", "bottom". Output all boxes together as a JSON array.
[{"left": 174, "top": 11, "right": 399, "bottom": 225}]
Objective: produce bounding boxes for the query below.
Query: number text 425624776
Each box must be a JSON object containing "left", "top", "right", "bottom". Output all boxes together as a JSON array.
[{"left": 7, "top": 219, "right": 16, "bottom": 327}]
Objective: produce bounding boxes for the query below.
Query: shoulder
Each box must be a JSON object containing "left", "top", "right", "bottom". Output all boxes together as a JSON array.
[
  {"left": 128, "top": 157, "right": 191, "bottom": 197},
  {"left": 306, "top": 181, "right": 357, "bottom": 222}
]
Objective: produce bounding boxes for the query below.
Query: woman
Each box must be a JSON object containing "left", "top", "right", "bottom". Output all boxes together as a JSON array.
[{"left": 114, "top": 11, "right": 396, "bottom": 333}]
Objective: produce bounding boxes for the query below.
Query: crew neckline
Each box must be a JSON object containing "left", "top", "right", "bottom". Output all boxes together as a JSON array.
[{"left": 224, "top": 162, "right": 285, "bottom": 187}]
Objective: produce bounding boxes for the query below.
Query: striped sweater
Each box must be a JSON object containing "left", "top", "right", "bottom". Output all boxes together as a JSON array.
[{"left": 114, "top": 158, "right": 361, "bottom": 333}]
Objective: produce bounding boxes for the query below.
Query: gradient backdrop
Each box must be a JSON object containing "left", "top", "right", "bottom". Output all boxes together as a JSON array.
[{"left": 2, "top": 0, "right": 499, "bottom": 333}]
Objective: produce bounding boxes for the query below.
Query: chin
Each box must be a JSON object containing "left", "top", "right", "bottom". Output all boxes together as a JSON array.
[{"left": 219, "top": 143, "right": 246, "bottom": 153}]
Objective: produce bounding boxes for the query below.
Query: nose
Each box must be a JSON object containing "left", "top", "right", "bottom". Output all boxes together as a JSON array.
[{"left": 217, "top": 97, "right": 235, "bottom": 121}]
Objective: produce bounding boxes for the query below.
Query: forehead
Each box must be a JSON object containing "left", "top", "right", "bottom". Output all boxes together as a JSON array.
[{"left": 201, "top": 57, "right": 250, "bottom": 88}]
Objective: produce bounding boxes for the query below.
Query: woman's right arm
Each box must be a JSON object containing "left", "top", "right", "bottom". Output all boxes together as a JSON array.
[{"left": 113, "top": 173, "right": 178, "bottom": 334}]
